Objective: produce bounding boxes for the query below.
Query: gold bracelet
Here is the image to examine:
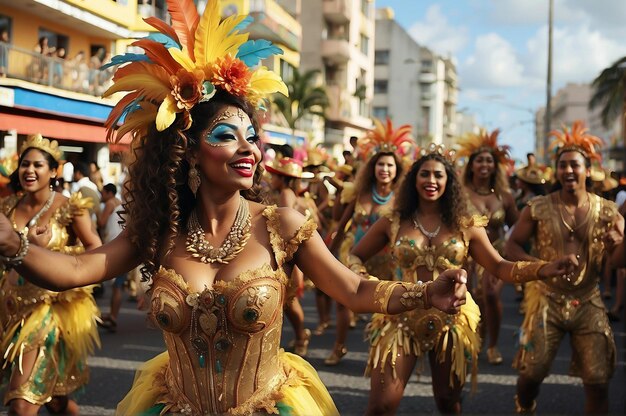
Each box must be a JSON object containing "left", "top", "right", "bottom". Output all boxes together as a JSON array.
[
  {"left": 511, "top": 261, "right": 549, "bottom": 283},
  {"left": 0, "top": 230, "right": 30, "bottom": 270},
  {"left": 373, "top": 281, "right": 402, "bottom": 314},
  {"left": 399, "top": 281, "right": 432, "bottom": 310}
]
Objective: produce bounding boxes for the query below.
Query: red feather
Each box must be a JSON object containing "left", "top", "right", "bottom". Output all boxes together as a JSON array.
[
  {"left": 131, "top": 39, "right": 182, "bottom": 76},
  {"left": 105, "top": 91, "right": 141, "bottom": 143},
  {"left": 167, "top": 0, "right": 200, "bottom": 61},
  {"left": 143, "top": 16, "right": 181, "bottom": 46}
]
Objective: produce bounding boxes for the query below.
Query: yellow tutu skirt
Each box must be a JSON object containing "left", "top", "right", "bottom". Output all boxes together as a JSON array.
[{"left": 117, "top": 350, "right": 338, "bottom": 416}]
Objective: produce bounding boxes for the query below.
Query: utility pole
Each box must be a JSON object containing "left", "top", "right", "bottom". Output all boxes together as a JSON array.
[{"left": 543, "top": 0, "right": 554, "bottom": 164}]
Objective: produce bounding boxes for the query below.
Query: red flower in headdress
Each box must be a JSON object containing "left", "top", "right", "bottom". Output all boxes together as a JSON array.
[{"left": 208, "top": 55, "right": 252, "bottom": 97}]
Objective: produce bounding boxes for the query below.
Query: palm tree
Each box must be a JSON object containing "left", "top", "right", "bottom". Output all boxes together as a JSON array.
[
  {"left": 273, "top": 68, "right": 329, "bottom": 141},
  {"left": 589, "top": 56, "right": 626, "bottom": 146}
]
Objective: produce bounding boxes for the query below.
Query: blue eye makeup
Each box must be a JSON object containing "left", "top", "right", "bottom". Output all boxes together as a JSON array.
[
  {"left": 206, "top": 123, "right": 239, "bottom": 145},
  {"left": 246, "top": 126, "right": 259, "bottom": 144}
]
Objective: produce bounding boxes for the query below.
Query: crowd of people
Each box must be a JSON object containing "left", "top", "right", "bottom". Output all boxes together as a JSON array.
[{"left": 0, "top": 0, "right": 624, "bottom": 414}]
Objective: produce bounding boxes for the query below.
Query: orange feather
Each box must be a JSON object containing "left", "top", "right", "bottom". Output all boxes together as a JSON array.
[
  {"left": 131, "top": 39, "right": 182, "bottom": 76},
  {"left": 167, "top": 0, "right": 200, "bottom": 60},
  {"left": 143, "top": 16, "right": 181, "bottom": 46}
]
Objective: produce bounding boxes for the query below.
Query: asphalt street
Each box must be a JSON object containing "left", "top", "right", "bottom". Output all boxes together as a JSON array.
[{"left": 2, "top": 282, "right": 625, "bottom": 415}]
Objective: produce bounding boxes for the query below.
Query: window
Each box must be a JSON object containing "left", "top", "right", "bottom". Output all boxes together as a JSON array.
[
  {"left": 38, "top": 28, "right": 69, "bottom": 53},
  {"left": 373, "top": 107, "right": 388, "bottom": 119},
  {"left": 0, "top": 15, "right": 12, "bottom": 43},
  {"left": 280, "top": 59, "right": 295, "bottom": 83},
  {"left": 360, "top": 34, "right": 369, "bottom": 56},
  {"left": 375, "top": 50, "right": 389, "bottom": 65},
  {"left": 374, "top": 80, "right": 388, "bottom": 94},
  {"left": 361, "top": 0, "right": 370, "bottom": 18}
]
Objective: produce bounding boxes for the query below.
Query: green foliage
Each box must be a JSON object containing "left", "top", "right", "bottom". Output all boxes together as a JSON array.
[{"left": 590, "top": 56, "right": 626, "bottom": 130}]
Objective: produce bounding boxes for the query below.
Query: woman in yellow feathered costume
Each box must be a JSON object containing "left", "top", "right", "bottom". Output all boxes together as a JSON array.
[
  {"left": 0, "top": 134, "right": 101, "bottom": 415},
  {"left": 349, "top": 144, "right": 577, "bottom": 414},
  {"left": 0, "top": 1, "right": 471, "bottom": 415}
]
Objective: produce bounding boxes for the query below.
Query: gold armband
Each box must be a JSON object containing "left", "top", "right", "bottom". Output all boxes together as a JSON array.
[
  {"left": 399, "top": 281, "right": 432, "bottom": 311},
  {"left": 373, "top": 281, "right": 402, "bottom": 314},
  {"left": 347, "top": 254, "right": 367, "bottom": 276},
  {"left": 511, "top": 261, "right": 549, "bottom": 283}
]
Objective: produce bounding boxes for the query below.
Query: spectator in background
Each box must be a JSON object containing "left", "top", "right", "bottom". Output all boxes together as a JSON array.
[
  {"left": 0, "top": 29, "right": 9, "bottom": 77},
  {"left": 73, "top": 161, "right": 101, "bottom": 224},
  {"left": 70, "top": 51, "right": 88, "bottom": 92},
  {"left": 52, "top": 47, "right": 67, "bottom": 87},
  {"left": 97, "top": 183, "right": 125, "bottom": 332},
  {"left": 89, "top": 47, "right": 106, "bottom": 94},
  {"left": 89, "top": 160, "right": 104, "bottom": 191}
]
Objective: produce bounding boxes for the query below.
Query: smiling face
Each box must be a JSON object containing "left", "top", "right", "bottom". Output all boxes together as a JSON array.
[
  {"left": 416, "top": 159, "right": 447, "bottom": 202},
  {"left": 556, "top": 150, "right": 589, "bottom": 193},
  {"left": 18, "top": 148, "right": 56, "bottom": 193},
  {"left": 471, "top": 151, "right": 496, "bottom": 181},
  {"left": 374, "top": 154, "right": 397, "bottom": 186},
  {"left": 195, "top": 105, "right": 262, "bottom": 192}
]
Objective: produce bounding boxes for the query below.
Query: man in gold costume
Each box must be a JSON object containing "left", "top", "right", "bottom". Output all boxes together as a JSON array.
[{"left": 506, "top": 121, "right": 624, "bottom": 413}]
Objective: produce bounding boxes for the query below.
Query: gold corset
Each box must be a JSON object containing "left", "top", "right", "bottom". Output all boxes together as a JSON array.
[
  {"left": 148, "top": 206, "right": 317, "bottom": 415},
  {"left": 530, "top": 194, "right": 618, "bottom": 296}
]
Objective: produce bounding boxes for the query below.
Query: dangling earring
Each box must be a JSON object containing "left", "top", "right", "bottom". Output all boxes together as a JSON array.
[{"left": 188, "top": 165, "right": 201, "bottom": 196}]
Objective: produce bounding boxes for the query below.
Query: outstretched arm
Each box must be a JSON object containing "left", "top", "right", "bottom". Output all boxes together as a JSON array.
[
  {"left": 505, "top": 206, "right": 538, "bottom": 261},
  {"left": 0, "top": 212, "right": 139, "bottom": 291},
  {"left": 276, "top": 209, "right": 466, "bottom": 315}
]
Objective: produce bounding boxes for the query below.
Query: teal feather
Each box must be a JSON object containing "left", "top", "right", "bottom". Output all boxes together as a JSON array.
[
  {"left": 236, "top": 39, "right": 283, "bottom": 67},
  {"left": 276, "top": 402, "right": 294, "bottom": 416},
  {"left": 100, "top": 53, "right": 151, "bottom": 70},
  {"left": 146, "top": 32, "right": 181, "bottom": 50},
  {"left": 230, "top": 16, "right": 254, "bottom": 34}
]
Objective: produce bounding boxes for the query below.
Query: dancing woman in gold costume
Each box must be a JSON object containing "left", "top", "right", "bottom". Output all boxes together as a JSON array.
[
  {"left": 0, "top": 2, "right": 468, "bottom": 414},
  {"left": 506, "top": 121, "right": 624, "bottom": 414},
  {"left": 325, "top": 118, "right": 409, "bottom": 366},
  {"left": 0, "top": 134, "right": 101, "bottom": 415},
  {"left": 349, "top": 145, "right": 576, "bottom": 414},
  {"left": 458, "top": 129, "right": 519, "bottom": 364}
]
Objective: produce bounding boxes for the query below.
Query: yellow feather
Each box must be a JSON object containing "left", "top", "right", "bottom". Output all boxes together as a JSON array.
[
  {"left": 249, "top": 67, "right": 288, "bottom": 96},
  {"left": 169, "top": 47, "right": 196, "bottom": 72},
  {"left": 156, "top": 95, "right": 179, "bottom": 131},
  {"left": 103, "top": 75, "right": 170, "bottom": 102},
  {"left": 194, "top": 3, "right": 249, "bottom": 65},
  {"left": 116, "top": 104, "right": 158, "bottom": 140}
]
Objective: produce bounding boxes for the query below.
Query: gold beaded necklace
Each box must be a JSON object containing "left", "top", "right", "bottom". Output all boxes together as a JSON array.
[{"left": 185, "top": 196, "right": 251, "bottom": 264}]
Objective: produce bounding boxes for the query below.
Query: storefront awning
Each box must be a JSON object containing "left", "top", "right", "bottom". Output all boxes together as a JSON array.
[{"left": 0, "top": 113, "right": 130, "bottom": 144}]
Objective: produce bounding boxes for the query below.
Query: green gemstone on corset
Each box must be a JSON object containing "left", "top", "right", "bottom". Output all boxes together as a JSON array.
[{"left": 199, "top": 353, "right": 206, "bottom": 368}]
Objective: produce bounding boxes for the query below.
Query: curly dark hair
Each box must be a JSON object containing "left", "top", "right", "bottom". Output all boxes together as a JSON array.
[
  {"left": 462, "top": 150, "right": 510, "bottom": 196},
  {"left": 353, "top": 152, "right": 404, "bottom": 195},
  {"left": 122, "top": 90, "right": 265, "bottom": 280},
  {"left": 9, "top": 148, "right": 59, "bottom": 193},
  {"left": 394, "top": 153, "right": 467, "bottom": 230}
]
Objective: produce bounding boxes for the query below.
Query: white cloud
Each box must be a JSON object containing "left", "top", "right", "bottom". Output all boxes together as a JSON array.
[
  {"left": 460, "top": 33, "right": 525, "bottom": 88},
  {"left": 407, "top": 4, "right": 468, "bottom": 56},
  {"left": 525, "top": 24, "right": 626, "bottom": 88}
]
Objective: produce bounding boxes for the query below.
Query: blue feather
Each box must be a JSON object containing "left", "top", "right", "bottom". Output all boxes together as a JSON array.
[
  {"left": 230, "top": 16, "right": 254, "bottom": 34},
  {"left": 100, "top": 53, "right": 151, "bottom": 70},
  {"left": 146, "top": 32, "right": 181, "bottom": 49},
  {"left": 236, "top": 39, "right": 283, "bottom": 67}
]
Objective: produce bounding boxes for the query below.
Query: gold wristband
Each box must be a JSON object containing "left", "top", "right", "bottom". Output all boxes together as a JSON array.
[
  {"left": 399, "top": 281, "right": 432, "bottom": 310},
  {"left": 511, "top": 261, "right": 549, "bottom": 283},
  {"left": 373, "top": 281, "right": 403, "bottom": 314}
]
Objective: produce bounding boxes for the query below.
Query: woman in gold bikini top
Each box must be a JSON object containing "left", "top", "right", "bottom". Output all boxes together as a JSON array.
[
  {"left": 459, "top": 129, "right": 519, "bottom": 365},
  {"left": 348, "top": 147, "right": 575, "bottom": 414}
]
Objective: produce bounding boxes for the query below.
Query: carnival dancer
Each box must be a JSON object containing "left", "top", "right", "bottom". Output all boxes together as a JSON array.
[
  {"left": 266, "top": 157, "right": 314, "bottom": 356},
  {"left": 0, "top": 134, "right": 101, "bottom": 415},
  {"left": 506, "top": 121, "right": 624, "bottom": 413},
  {"left": 325, "top": 117, "right": 410, "bottom": 365},
  {"left": 458, "top": 128, "right": 519, "bottom": 365},
  {"left": 349, "top": 144, "right": 577, "bottom": 414},
  {"left": 0, "top": 2, "right": 469, "bottom": 414}
]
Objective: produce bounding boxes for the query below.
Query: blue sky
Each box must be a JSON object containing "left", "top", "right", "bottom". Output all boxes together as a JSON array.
[{"left": 375, "top": 0, "right": 626, "bottom": 161}]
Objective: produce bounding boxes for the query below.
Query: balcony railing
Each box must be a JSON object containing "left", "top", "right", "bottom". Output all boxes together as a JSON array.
[{"left": 0, "top": 42, "right": 113, "bottom": 97}]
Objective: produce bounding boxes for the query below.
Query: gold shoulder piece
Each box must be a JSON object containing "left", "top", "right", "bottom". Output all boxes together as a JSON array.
[
  {"left": 57, "top": 192, "right": 95, "bottom": 226},
  {"left": 340, "top": 182, "right": 357, "bottom": 205},
  {"left": 598, "top": 196, "right": 618, "bottom": 223},
  {"left": 285, "top": 214, "right": 318, "bottom": 262},
  {"left": 0, "top": 194, "right": 20, "bottom": 216},
  {"left": 460, "top": 214, "right": 489, "bottom": 229},
  {"left": 528, "top": 195, "right": 550, "bottom": 221}
]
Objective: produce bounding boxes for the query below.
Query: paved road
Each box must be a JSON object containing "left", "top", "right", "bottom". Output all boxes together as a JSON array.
[{"left": 2, "top": 283, "right": 625, "bottom": 415}]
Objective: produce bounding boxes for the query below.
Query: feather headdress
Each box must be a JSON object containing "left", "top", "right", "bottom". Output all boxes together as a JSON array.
[
  {"left": 548, "top": 120, "right": 603, "bottom": 161},
  {"left": 102, "top": 0, "right": 288, "bottom": 143},
  {"left": 456, "top": 128, "right": 511, "bottom": 165},
  {"left": 357, "top": 117, "right": 414, "bottom": 160}
]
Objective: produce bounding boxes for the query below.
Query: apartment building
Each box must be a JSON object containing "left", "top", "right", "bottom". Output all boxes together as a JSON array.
[
  {"left": 300, "top": 0, "right": 375, "bottom": 151},
  {"left": 372, "top": 8, "right": 457, "bottom": 147}
]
